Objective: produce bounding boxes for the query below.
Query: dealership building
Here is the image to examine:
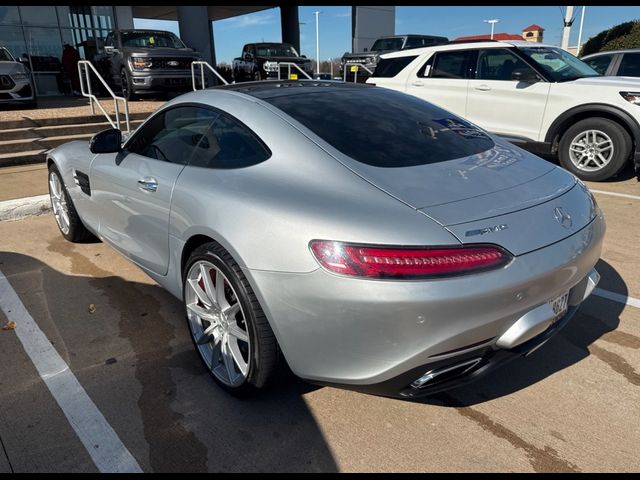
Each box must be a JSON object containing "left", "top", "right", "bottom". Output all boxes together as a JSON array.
[{"left": 0, "top": 5, "right": 394, "bottom": 96}]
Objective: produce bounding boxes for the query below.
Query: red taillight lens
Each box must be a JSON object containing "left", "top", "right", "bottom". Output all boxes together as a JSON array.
[{"left": 309, "top": 241, "right": 510, "bottom": 279}]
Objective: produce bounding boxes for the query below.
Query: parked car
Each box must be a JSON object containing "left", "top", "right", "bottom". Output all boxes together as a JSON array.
[
  {"left": 46, "top": 81, "right": 603, "bottom": 399},
  {"left": 341, "top": 34, "right": 449, "bottom": 82},
  {"left": 368, "top": 40, "right": 640, "bottom": 181},
  {"left": 94, "top": 29, "right": 202, "bottom": 101},
  {"left": 582, "top": 48, "right": 640, "bottom": 78},
  {"left": 0, "top": 47, "right": 37, "bottom": 108},
  {"left": 232, "top": 43, "right": 313, "bottom": 82}
]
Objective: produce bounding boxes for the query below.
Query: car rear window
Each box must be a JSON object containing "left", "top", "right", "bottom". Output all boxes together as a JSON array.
[
  {"left": 373, "top": 56, "right": 418, "bottom": 77},
  {"left": 263, "top": 87, "right": 494, "bottom": 168}
]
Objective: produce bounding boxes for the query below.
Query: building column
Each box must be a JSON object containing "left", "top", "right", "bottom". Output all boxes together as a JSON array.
[
  {"left": 176, "top": 6, "right": 218, "bottom": 83},
  {"left": 114, "top": 6, "right": 134, "bottom": 30},
  {"left": 280, "top": 6, "right": 300, "bottom": 54},
  {"left": 351, "top": 6, "right": 395, "bottom": 53}
]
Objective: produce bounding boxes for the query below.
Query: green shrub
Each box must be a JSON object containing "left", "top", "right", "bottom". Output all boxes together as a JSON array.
[{"left": 581, "top": 20, "right": 640, "bottom": 56}]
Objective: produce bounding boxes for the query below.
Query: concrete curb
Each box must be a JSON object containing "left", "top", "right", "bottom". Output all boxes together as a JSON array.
[{"left": 0, "top": 194, "right": 51, "bottom": 222}]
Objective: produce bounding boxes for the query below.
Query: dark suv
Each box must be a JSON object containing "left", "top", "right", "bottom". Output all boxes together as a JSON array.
[
  {"left": 340, "top": 34, "right": 448, "bottom": 81},
  {"left": 94, "top": 29, "right": 201, "bottom": 100}
]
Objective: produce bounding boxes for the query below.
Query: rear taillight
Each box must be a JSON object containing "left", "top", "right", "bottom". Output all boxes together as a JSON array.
[{"left": 309, "top": 240, "right": 511, "bottom": 279}]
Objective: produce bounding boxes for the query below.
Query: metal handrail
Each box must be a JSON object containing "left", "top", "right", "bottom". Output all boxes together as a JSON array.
[
  {"left": 342, "top": 62, "right": 374, "bottom": 83},
  {"left": 191, "top": 61, "right": 229, "bottom": 90},
  {"left": 276, "top": 62, "right": 313, "bottom": 80},
  {"left": 77, "top": 60, "right": 130, "bottom": 134}
]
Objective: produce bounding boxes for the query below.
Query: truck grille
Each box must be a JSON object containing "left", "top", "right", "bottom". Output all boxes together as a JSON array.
[{"left": 150, "top": 58, "right": 194, "bottom": 70}]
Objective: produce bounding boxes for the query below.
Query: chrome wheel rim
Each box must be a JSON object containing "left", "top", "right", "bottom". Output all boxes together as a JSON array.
[
  {"left": 568, "top": 129, "right": 614, "bottom": 172},
  {"left": 48, "top": 171, "right": 70, "bottom": 235},
  {"left": 185, "top": 260, "right": 251, "bottom": 387}
]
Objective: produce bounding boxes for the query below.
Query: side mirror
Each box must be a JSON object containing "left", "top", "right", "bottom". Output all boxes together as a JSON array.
[
  {"left": 511, "top": 68, "right": 539, "bottom": 83},
  {"left": 301, "top": 54, "right": 307, "bottom": 58},
  {"left": 243, "top": 52, "right": 253, "bottom": 61},
  {"left": 104, "top": 45, "right": 118, "bottom": 55},
  {"left": 90, "top": 128, "right": 122, "bottom": 154}
]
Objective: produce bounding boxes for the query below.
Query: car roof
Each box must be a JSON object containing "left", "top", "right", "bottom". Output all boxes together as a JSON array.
[
  {"left": 380, "top": 39, "right": 557, "bottom": 58},
  {"left": 582, "top": 48, "right": 640, "bottom": 58},
  {"left": 217, "top": 80, "right": 373, "bottom": 100}
]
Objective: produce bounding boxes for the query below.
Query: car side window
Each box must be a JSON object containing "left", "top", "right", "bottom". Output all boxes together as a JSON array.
[
  {"left": 188, "top": 112, "right": 271, "bottom": 169},
  {"left": 404, "top": 37, "right": 423, "bottom": 48},
  {"left": 427, "top": 50, "right": 474, "bottom": 79},
  {"left": 476, "top": 48, "right": 534, "bottom": 81},
  {"left": 617, "top": 53, "right": 640, "bottom": 77},
  {"left": 584, "top": 54, "right": 614, "bottom": 75},
  {"left": 126, "top": 106, "right": 219, "bottom": 165}
]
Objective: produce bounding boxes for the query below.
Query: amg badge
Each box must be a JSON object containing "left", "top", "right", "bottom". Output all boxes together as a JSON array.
[{"left": 465, "top": 224, "right": 508, "bottom": 237}]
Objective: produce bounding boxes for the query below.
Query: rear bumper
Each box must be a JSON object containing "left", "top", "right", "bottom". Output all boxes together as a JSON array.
[{"left": 246, "top": 212, "right": 605, "bottom": 395}]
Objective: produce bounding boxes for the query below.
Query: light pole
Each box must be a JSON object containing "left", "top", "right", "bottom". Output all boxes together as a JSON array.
[
  {"left": 484, "top": 19, "right": 500, "bottom": 40},
  {"left": 576, "top": 6, "right": 586, "bottom": 55},
  {"left": 313, "top": 10, "right": 322, "bottom": 75},
  {"left": 561, "top": 6, "right": 575, "bottom": 51}
]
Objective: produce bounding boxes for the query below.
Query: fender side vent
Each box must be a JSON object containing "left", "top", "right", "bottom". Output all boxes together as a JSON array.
[{"left": 73, "top": 169, "right": 91, "bottom": 196}]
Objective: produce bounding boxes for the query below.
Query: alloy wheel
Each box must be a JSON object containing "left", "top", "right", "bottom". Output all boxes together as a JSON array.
[
  {"left": 185, "top": 260, "right": 251, "bottom": 387},
  {"left": 568, "top": 129, "right": 614, "bottom": 172},
  {"left": 48, "top": 171, "right": 70, "bottom": 235}
]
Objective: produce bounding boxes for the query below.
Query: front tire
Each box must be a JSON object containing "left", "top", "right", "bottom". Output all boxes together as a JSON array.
[
  {"left": 48, "top": 164, "right": 93, "bottom": 242},
  {"left": 183, "top": 242, "right": 281, "bottom": 396},
  {"left": 120, "top": 69, "right": 139, "bottom": 101},
  {"left": 558, "top": 117, "right": 631, "bottom": 181}
]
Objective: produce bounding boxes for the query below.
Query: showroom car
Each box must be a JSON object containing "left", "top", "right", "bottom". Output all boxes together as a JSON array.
[
  {"left": 46, "top": 81, "right": 604, "bottom": 399},
  {"left": 0, "top": 46, "right": 36, "bottom": 108},
  {"left": 368, "top": 40, "right": 640, "bottom": 181}
]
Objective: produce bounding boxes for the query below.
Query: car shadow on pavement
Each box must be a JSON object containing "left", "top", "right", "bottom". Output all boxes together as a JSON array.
[
  {"left": 0, "top": 251, "right": 337, "bottom": 473},
  {"left": 421, "top": 259, "right": 627, "bottom": 408}
]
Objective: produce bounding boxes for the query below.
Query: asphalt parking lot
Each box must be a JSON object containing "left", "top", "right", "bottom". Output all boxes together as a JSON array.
[{"left": 0, "top": 167, "right": 639, "bottom": 472}]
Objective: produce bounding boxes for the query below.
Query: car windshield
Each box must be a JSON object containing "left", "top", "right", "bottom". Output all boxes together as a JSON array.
[
  {"left": 120, "top": 31, "right": 186, "bottom": 49},
  {"left": 262, "top": 87, "right": 495, "bottom": 168},
  {"left": 519, "top": 46, "right": 599, "bottom": 82},
  {"left": 371, "top": 38, "right": 404, "bottom": 52},
  {"left": 256, "top": 44, "right": 299, "bottom": 57},
  {"left": 0, "top": 48, "right": 14, "bottom": 61}
]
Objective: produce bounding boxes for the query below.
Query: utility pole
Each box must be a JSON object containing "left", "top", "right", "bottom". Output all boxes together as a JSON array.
[
  {"left": 313, "top": 11, "right": 322, "bottom": 75},
  {"left": 484, "top": 19, "right": 500, "bottom": 40},
  {"left": 576, "top": 6, "right": 586, "bottom": 55},
  {"left": 561, "top": 6, "right": 575, "bottom": 51}
]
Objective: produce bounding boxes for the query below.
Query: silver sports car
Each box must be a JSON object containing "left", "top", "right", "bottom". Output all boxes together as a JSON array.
[{"left": 47, "top": 81, "right": 604, "bottom": 398}]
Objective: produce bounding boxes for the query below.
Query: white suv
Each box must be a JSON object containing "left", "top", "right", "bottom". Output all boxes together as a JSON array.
[{"left": 368, "top": 40, "right": 640, "bottom": 181}]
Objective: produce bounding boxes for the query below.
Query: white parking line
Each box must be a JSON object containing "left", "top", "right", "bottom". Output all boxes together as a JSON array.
[
  {"left": 590, "top": 189, "right": 640, "bottom": 201},
  {"left": 593, "top": 287, "right": 640, "bottom": 309},
  {"left": 0, "top": 269, "right": 143, "bottom": 473}
]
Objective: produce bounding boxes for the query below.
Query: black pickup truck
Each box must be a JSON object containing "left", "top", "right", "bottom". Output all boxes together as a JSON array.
[
  {"left": 341, "top": 34, "right": 448, "bottom": 81},
  {"left": 232, "top": 43, "right": 314, "bottom": 82},
  {"left": 94, "top": 29, "right": 201, "bottom": 100}
]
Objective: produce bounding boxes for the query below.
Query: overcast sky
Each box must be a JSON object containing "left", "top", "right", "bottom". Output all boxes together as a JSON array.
[{"left": 133, "top": 6, "right": 640, "bottom": 64}]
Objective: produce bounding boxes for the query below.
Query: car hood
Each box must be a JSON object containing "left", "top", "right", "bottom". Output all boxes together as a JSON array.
[
  {"left": 0, "top": 61, "right": 24, "bottom": 75},
  {"left": 336, "top": 138, "right": 590, "bottom": 255},
  {"left": 568, "top": 75, "right": 640, "bottom": 88},
  {"left": 124, "top": 47, "right": 200, "bottom": 58}
]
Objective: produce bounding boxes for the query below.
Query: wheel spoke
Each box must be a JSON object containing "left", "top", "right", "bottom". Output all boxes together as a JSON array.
[
  {"left": 595, "top": 153, "right": 607, "bottom": 166},
  {"left": 228, "top": 320, "right": 249, "bottom": 343},
  {"left": 227, "top": 337, "right": 248, "bottom": 376},
  {"left": 223, "top": 302, "right": 241, "bottom": 320},
  {"left": 195, "top": 322, "right": 217, "bottom": 345},
  {"left": 221, "top": 338, "right": 236, "bottom": 383},
  {"left": 188, "top": 278, "right": 211, "bottom": 307},
  {"left": 200, "top": 264, "right": 217, "bottom": 306},
  {"left": 215, "top": 269, "right": 228, "bottom": 308},
  {"left": 186, "top": 301, "right": 215, "bottom": 321},
  {"left": 211, "top": 336, "right": 222, "bottom": 368}
]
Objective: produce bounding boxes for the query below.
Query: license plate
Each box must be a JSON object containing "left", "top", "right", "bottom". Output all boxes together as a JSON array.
[{"left": 548, "top": 291, "right": 569, "bottom": 321}]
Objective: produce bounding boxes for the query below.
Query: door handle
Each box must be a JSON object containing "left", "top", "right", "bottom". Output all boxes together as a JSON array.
[
  {"left": 475, "top": 84, "right": 491, "bottom": 91},
  {"left": 411, "top": 80, "right": 424, "bottom": 87},
  {"left": 137, "top": 177, "right": 157, "bottom": 192}
]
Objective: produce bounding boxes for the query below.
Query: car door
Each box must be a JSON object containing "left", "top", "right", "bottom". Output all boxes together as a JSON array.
[
  {"left": 406, "top": 48, "right": 476, "bottom": 118},
  {"left": 466, "top": 48, "right": 550, "bottom": 142},
  {"left": 89, "top": 105, "right": 219, "bottom": 274}
]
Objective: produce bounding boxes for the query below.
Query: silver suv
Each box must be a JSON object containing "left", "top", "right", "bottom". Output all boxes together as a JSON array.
[{"left": 0, "top": 47, "right": 36, "bottom": 108}]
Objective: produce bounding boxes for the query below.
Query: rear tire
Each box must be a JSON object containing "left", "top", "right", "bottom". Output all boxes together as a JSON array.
[
  {"left": 183, "top": 242, "right": 282, "bottom": 396},
  {"left": 48, "top": 164, "right": 94, "bottom": 243},
  {"left": 558, "top": 117, "right": 631, "bottom": 181}
]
